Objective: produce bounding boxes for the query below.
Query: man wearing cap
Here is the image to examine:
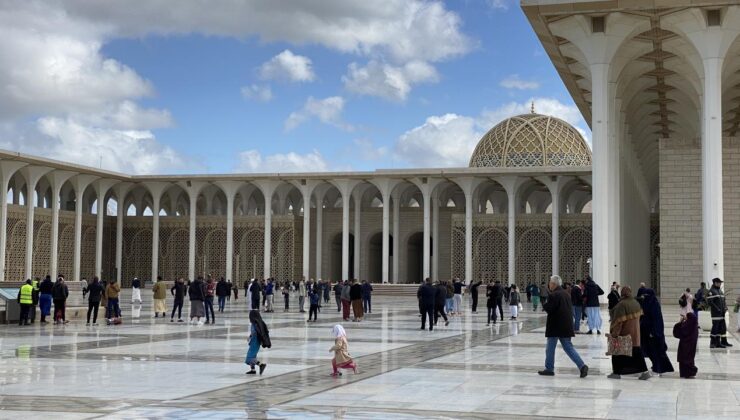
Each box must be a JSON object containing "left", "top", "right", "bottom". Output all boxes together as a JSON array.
[{"left": 707, "top": 277, "right": 733, "bottom": 349}]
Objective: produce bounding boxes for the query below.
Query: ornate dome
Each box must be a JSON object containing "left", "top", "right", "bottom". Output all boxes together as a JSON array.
[{"left": 469, "top": 111, "right": 591, "bottom": 168}]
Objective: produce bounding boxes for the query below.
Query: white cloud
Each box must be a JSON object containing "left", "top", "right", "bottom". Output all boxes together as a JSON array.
[
  {"left": 343, "top": 60, "right": 439, "bottom": 101},
  {"left": 394, "top": 97, "right": 589, "bottom": 167},
  {"left": 500, "top": 74, "right": 540, "bottom": 90},
  {"left": 488, "top": 0, "right": 513, "bottom": 10},
  {"left": 285, "top": 96, "right": 352, "bottom": 131},
  {"left": 236, "top": 149, "right": 328, "bottom": 173},
  {"left": 241, "top": 84, "right": 274, "bottom": 102},
  {"left": 352, "top": 138, "right": 388, "bottom": 160},
  {"left": 258, "top": 50, "right": 315, "bottom": 82}
]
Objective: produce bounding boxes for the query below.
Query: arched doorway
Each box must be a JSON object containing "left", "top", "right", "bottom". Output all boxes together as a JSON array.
[
  {"left": 407, "top": 232, "right": 423, "bottom": 284},
  {"left": 331, "top": 232, "right": 355, "bottom": 281},
  {"left": 367, "top": 232, "right": 393, "bottom": 283}
]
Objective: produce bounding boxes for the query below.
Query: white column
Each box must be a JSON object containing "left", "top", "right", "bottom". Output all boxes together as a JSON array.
[
  {"left": 392, "top": 193, "right": 400, "bottom": 283},
  {"left": 151, "top": 195, "right": 161, "bottom": 282},
  {"left": 225, "top": 193, "right": 235, "bottom": 281},
  {"left": 422, "top": 189, "right": 431, "bottom": 281},
  {"left": 381, "top": 191, "right": 391, "bottom": 283},
  {"left": 591, "top": 62, "right": 611, "bottom": 290},
  {"left": 465, "top": 191, "right": 474, "bottom": 284},
  {"left": 264, "top": 194, "right": 272, "bottom": 279},
  {"left": 22, "top": 167, "right": 51, "bottom": 280},
  {"left": 353, "top": 192, "right": 361, "bottom": 279},
  {"left": 114, "top": 184, "right": 131, "bottom": 283},
  {"left": 432, "top": 192, "right": 440, "bottom": 282},
  {"left": 303, "top": 193, "right": 311, "bottom": 279},
  {"left": 702, "top": 56, "right": 724, "bottom": 281},
  {"left": 189, "top": 193, "right": 197, "bottom": 280},
  {"left": 94, "top": 180, "right": 116, "bottom": 279},
  {"left": 0, "top": 161, "right": 27, "bottom": 282},
  {"left": 341, "top": 193, "right": 350, "bottom": 280},
  {"left": 315, "top": 194, "right": 323, "bottom": 279},
  {"left": 501, "top": 180, "right": 519, "bottom": 286},
  {"left": 551, "top": 187, "right": 560, "bottom": 277},
  {"left": 72, "top": 175, "right": 97, "bottom": 281}
]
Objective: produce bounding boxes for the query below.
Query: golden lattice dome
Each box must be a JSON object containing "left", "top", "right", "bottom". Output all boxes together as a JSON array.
[{"left": 469, "top": 112, "right": 591, "bottom": 168}]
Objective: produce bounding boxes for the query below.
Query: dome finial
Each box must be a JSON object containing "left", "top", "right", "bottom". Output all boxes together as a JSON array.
[{"left": 530, "top": 101, "right": 535, "bottom": 114}]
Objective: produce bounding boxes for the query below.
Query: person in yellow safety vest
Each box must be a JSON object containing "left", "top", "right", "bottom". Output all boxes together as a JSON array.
[
  {"left": 17, "top": 279, "right": 34, "bottom": 326},
  {"left": 30, "top": 277, "right": 39, "bottom": 324}
]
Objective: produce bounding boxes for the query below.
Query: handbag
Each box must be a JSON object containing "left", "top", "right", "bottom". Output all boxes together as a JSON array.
[{"left": 605, "top": 334, "right": 632, "bottom": 356}]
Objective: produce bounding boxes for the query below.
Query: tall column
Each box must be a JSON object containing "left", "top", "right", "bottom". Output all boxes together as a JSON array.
[
  {"left": 702, "top": 56, "right": 724, "bottom": 282},
  {"left": 94, "top": 180, "right": 117, "bottom": 279},
  {"left": 381, "top": 191, "right": 391, "bottom": 283},
  {"left": 0, "top": 161, "right": 27, "bottom": 282},
  {"left": 22, "top": 167, "right": 52, "bottom": 280},
  {"left": 254, "top": 181, "right": 279, "bottom": 279},
  {"left": 551, "top": 186, "right": 560, "bottom": 277},
  {"left": 71, "top": 175, "right": 97, "bottom": 281},
  {"left": 591, "top": 62, "right": 611, "bottom": 291},
  {"left": 331, "top": 180, "right": 359, "bottom": 281},
  {"left": 290, "top": 180, "right": 318, "bottom": 281},
  {"left": 147, "top": 182, "right": 170, "bottom": 282},
  {"left": 455, "top": 177, "right": 481, "bottom": 284},
  {"left": 353, "top": 192, "right": 361, "bottom": 279},
  {"left": 499, "top": 177, "right": 522, "bottom": 287},
  {"left": 432, "top": 191, "right": 440, "bottom": 282},
  {"left": 392, "top": 192, "right": 400, "bottom": 283},
  {"left": 213, "top": 181, "right": 241, "bottom": 282},
  {"left": 180, "top": 181, "right": 207, "bottom": 281},
  {"left": 315, "top": 193, "right": 323, "bottom": 279},
  {"left": 422, "top": 189, "right": 432, "bottom": 281},
  {"left": 113, "top": 183, "right": 132, "bottom": 283}
]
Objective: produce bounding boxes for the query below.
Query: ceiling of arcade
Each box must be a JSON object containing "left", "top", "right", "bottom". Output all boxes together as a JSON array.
[{"left": 523, "top": 3, "right": 740, "bottom": 200}]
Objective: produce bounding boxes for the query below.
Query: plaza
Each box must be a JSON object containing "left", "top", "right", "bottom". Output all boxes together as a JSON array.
[{"left": 1, "top": 292, "right": 739, "bottom": 419}]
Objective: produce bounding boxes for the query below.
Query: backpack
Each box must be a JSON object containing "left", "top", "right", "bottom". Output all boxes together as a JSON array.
[{"left": 678, "top": 295, "right": 687, "bottom": 308}]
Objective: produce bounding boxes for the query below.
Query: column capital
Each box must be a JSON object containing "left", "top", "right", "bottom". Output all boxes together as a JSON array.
[
  {"left": 21, "top": 165, "right": 53, "bottom": 188},
  {"left": 410, "top": 177, "right": 443, "bottom": 198},
  {"left": 70, "top": 174, "right": 99, "bottom": 194},
  {"left": 143, "top": 181, "right": 171, "bottom": 204},
  {"left": 178, "top": 180, "right": 209, "bottom": 201},
  {"left": 213, "top": 180, "right": 243, "bottom": 200},
  {"left": 48, "top": 170, "right": 76, "bottom": 193},
  {"left": 452, "top": 176, "right": 483, "bottom": 197},
  {"left": 330, "top": 179, "right": 361, "bottom": 200},
  {"left": 0, "top": 160, "right": 27, "bottom": 187},
  {"left": 497, "top": 176, "right": 526, "bottom": 199},
  {"left": 370, "top": 178, "right": 400, "bottom": 199},
  {"left": 536, "top": 175, "right": 573, "bottom": 197}
]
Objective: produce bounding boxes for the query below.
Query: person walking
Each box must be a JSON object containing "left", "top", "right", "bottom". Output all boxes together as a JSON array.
[
  {"left": 486, "top": 281, "right": 496, "bottom": 325},
  {"left": 308, "top": 286, "right": 320, "bottom": 322},
  {"left": 707, "top": 277, "right": 732, "bottom": 348},
  {"left": 735, "top": 294, "right": 740, "bottom": 333},
  {"left": 204, "top": 276, "right": 216, "bottom": 324},
  {"left": 329, "top": 325, "right": 358, "bottom": 376},
  {"left": 341, "top": 280, "right": 351, "bottom": 321},
  {"left": 607, "top": 283, "right": 620, "bottom": 315},
  {"left": 434, "top": 280, "right": 449, "bottom": 327},
  {"left": 333, "top": 281, "right": 342, "bottom": 312},
  {"left": 509, "top": 285, "right": 520, "bottom": 320},
  {"left": 230, "top": 279, "right": 238, "bottom": 302},
  {"left": 445, "top": 280, "right": 454, "bottom": 315},
  {"left": 52, "top": 276, "right": 69, "bottom": 325},
  {"left": 469, "top": 280, "right": 482, "bottom": 314},
  {"left": 151, "top": 276, "right": 167, "bottom": 318},
  {"left": 282, "top": 282, "right": 291, "bottom": 312},
  {"left": 82, "top": 277, "right": 104, "bottom": 326},
  {"left": 106, "top": 279, "right": 122, "bottom": 323},
  {"left": 17, "top": 279, "right": 34, "bottom": 326},
  {"left": 571, "top": 280, "right": 584, "bottom": 333},
  {"left": 673, "top": 312, "right": 699, "bottom": 378},
  {"left": 362, "top": 280, "right": 373, "bottom": 314},
  {"left": 694, "top": 282, "right": 708, "bottom": 321},
  {"left": 170, "top": 278, "right": 187, "bottom": 322},
  {"left": 540, "top": 282, "right": 549, "bottom": 310},
  {"left": 38, "top": 275, "right": 53, "bottom": 324},
  {"left": 638, "top": 288, "right": 674, "bottom": 375},
  {"left": 531, "top": 281, "right": 541, "bottom": 311},
  {"left": 418, "top": 278, "right": 437, "bottom": 331},
  {"left": 584, "top": 276, "right": 604, "bottom": 334},
  {"left": 298, "top": 278, "right": 307, "bottom": 313},
  {"left": 264, "top": 278, "right": 275, "bottom": 313},
  {"left": 245, "top": 310, "right": 269, "bottom": 375},
  {"left": 350, "top": 279, "right": 364, "bottom": 322},
  {"left": 189, "top": 276, "right": 206, "bottom": 325},
  {"left": 249, "top": 279, "right": 262, "bottom": 311},
  {"left": 538, "top": 275, "right": 589, "bottom": 378},
  {"left": 452, "top": 278, "right": 463, "bottom": 315},
  {"left": 607, "top": 286, "right": 650, "bottom": 380},
  {"left": 323, "top": 279, "right": 331, "bottom": 304},
  {"left": 216, "top": 277, "right": 230, "bottom": 313},
  {"left": 29, "top": 277, "right": 39, "bottom": 324},
  {"left": 131, "top": 277, "right": 142, "bottom": 304}
]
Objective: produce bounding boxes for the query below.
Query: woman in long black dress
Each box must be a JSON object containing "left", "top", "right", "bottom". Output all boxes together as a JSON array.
[{"left": 638, "top": 288, "right": 675, "bottom": 375}]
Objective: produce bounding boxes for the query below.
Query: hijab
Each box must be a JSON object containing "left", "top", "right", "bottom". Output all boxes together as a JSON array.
[
  {"left": 638, "top": 288, "right": 665, "bottom": 339},
  {"left": 611, "top": 285, "right": 642, "bottom": 326},
  {"left": 332, "top": 324, "right": 346, "bottom": 338}
]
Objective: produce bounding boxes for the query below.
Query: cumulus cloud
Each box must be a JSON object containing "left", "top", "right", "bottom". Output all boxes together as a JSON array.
[
  {"left": 500, "top": 74, "right": 540, "bottom": 90},
  {"left": 343, "top": 60, "right": 438, "bottom": 101},
  {"left": 352, "top": 138, "right": 389, "bottom": 160},
  {"left": 236, "top": 149, "right": 328, "bottom": 173},
  {"left": 394, "top": 97, "right": 589, "bottom": 167},
  {"left": 285, "top": 96, "right": 352, "bottom": 131},
  {"left": 259, "top": 50, "right": 315, "bottom": 82},
  {"left": 241, "top": 84, "right": 274, "bottom": 102}
]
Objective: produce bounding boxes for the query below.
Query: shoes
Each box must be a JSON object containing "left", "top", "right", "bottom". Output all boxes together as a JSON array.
[
  {"left": 638, "top": 372, "right": 651, "bottom": 380},
  {"left": 580, "top": 365, "right": 589, "bottom": 378},
  {"left": 597, "top": 330, "right": 602, "bottom": 335},
  {"left": 537, "top": 370, "right": 555, "bottom": 376},
  {"left": 721, "top": 339, "right": 733, "bottom": 347},
  {"left": 178, "top": 319, "right": 183, "bottom": 323},
  {"left": 330, "top": 372, "right": 342, "bottom": 377},
  {"left": 586, "top": 330, "right": 593, "bottom": 335},
  {"left": 246, "top": 370, "right": 256, "bottom": 375},
  {"left": 92, "top": 323, "right": 97, "bottom": 326},
  {"left": 259, "top": 363, "right": 267, "bottom": 375},
  {"left": 445, "top": 321, "right": 449, "bottom": 326},
  {"left": 170, "top": 319, "right": 174, "bottom": 322},
  {"left": 607, "top": 373, "right": 621, "bottom": 379},
  {"left": 197, "top": 321, "right": 204, "bottom": 326},
  {"left": 420, "top": 327, "right": 426, "bottom": 330},
  {"left": 486, "top": 323, "right": 490, "bottom": 326},
  {"left": 86, "top": 322, "right": 90, "bottom": 326}
]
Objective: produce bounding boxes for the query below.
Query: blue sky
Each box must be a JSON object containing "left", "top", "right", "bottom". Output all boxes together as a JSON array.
[{"left": 0, "top": 0, "right": 588, "bottom": 174}]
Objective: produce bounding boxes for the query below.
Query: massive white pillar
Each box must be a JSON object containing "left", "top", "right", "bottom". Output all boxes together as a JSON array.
[
  {"left": 455, "top": 178, "right": 482, "bottom": 284},
  {"left": 413, "top": 178, "right": 442, "bottom": 282},
  {"left": 215, "top": 181, "right": 241, "bottom": 282},
  {"left": 255, "top": 181, "right": 279, "bottom": 279},
  {"left": 291, "top": 180, "right": 319, "bottom": 281},
  {"left": 146, "top": 182, "right": 169, "bottom": 282},
  {"left": 113, "top": 183, "right": 132, "bottom": 283},
  {"left": 391, "top": 190, "right": 401, "bottom": 283},
  {"left": 353, "top": 192, "right": 362, "bottom": 279},
  {"left": 71, "top": 175, "right": 97, "bottom": 281},
  {"left": 94, "top": 180, "right": 117, "bottom": 279},
  {"left": 180, "top": 181, "right": 207, "bottom": 281},
  {"left": 539, "top": 176, "right": 570, "bottom": 278},
  {"left": 332, "top": 180, "right": 359, "bottom": 281},
  {"left": 0, "top": 161, "right": 27, "bottom": 282},
  {"left": 314, "top": 187, "right": 327, "bottom": 280},
  {"left": 371, "top": 179, "right": 399, "bottom": 284},
  {"left": 21, "top": 167, "right": 51, "bottom": 280},
  {"left": 702, "top": 56, "right": 724, "bottom": 281},
  {"left": 591, "top": 62, "right": 612, "bottom": 290},
  {"left": 432, "top": 191, "right": 440, "bottom": 282},
  {"left": 500, "top": 177, "right": 522, "bottom": 286}
]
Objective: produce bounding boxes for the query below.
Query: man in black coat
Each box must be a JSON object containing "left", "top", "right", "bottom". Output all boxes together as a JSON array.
[
  {"left": 584, "top": 275, "right": 604, "bottom": 334},
  {"left": 418, "top": 278, "right": 437, "bottom": 331},
  {"left": 469, "top": 281, "right": 482, "bottom": 313},
  {"left": 538, "top": 275, "right": 588, "bottom": 378},
  {"left": 434, "top": 281, "right": 449, "bottom": 326},
  {"left": 491, "top": 280, "right": 504, "bottom": 322}
]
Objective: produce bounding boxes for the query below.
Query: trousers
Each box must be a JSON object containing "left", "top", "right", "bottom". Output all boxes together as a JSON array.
[
  {"left": 585, "top": 307, "right": 602, "bottom": 331},
  {"left": 107, "top": 298, "right": 121, "bottom": 318},
  {"left": 545, "top": 337, "right": 585, "bottom": 371},
  {"left": 573, "top": 306, "right": 583, "bottom": 331},
  {"left": 420, "top": 304, "right": 434, "bottom": 330},
  {"left": 87, "top": 301, "right": 100, "bottom": 324}
]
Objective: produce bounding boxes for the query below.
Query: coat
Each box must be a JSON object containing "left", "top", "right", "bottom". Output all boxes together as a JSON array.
[
  {"left": 83, "top": 282, "right": 104, "bottom": 303},
  {"left": 543, "top": 286, "right": 575, "bottom": 338},
  {"left": 584, "top": 279, "right": 604, "bottom": 307},
  {"left": 436, "top": 284, "right": 447, "bottom": 307},
  {"left": 106, "top": 283, "right": 121, "bottom": 299},
  {"left": 152, "top": 281, "right": 167, "bottom": 299},
  {"left": 610, "top": 297, "right": 642, "bottom": 347},
  {"left": 330, "top": 337, "right": 352, "bottom": 364},
  {"left": 673, "top": 314, "right": 698, "bottom": 364},
  {"left": 349, "top": 284, "right": 363, "bottom": 300},
  {"left": 417, "top": 283, "right": 436, "bottom": 307},
  {"left": 216, "top": 280, "right": 231, "bottom": 297}
]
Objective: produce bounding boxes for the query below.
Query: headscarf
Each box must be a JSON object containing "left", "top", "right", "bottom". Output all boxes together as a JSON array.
[
  {"left": 332, "top": 324, "right": 346, "bottom": 338},
  {"left": 611, "top": 285, "right": 642, "bottom": 327},
  {"left": 638, "top": 288, "right": 665, "bottom": 339}
]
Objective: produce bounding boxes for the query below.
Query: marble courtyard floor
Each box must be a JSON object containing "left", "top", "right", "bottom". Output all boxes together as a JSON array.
[{"left": 1, "top": 292, "right": 739, "bottom": 419}]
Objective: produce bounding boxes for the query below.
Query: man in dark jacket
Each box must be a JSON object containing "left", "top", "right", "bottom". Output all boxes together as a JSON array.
[
  {"left": 216, "top": 278, "right": 230, "bottom": 312},
  {"left": 170, "top": 278, "right": 188, "bottom": 322},
  {"left": 417, "top": 278, "right": 437, "bottom": 331},
  {"left": 52, "top": 276, "right": 69, "bottom": 324},
  {"left": 250, "top": 279, "right": 262, "bottom": 310},
  {"left": 361, "top": 280, "right": 373, "bottom": 314},
  {"left": 584, "top": 275, "right": 604, "bottom": 334},
  {"left": 708, "top": 277, "right": 732, "bottom": 348},
  {"left": 38, "top": 275, "right": 54, "bottom": 324},
  {"left": 434, "top": 281, "right": 449, "bottom": 326},
  {"left": 83, "top": 277, "right": 104, "bottom": 325},
  {"left": 468, "top": 281, "right": 482, "bottom": 313},
  {"left": 349, "top": 279, "right": 363, "bottom": 321},
  {"left": 492, "top": 280, "right": 504, "bottom": 322},
  {"left": 538, "top": 275, "right": 588, "bottom": 378},
  {"left": 571, "top": 281, "right": 584, "bottom": 333}
]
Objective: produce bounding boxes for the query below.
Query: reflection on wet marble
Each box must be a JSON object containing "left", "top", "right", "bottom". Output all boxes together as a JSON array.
[{"left": 0, "top": 290, "right": 738, "bottom": 419}]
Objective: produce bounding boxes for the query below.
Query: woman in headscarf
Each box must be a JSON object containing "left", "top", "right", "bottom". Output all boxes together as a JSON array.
[
  {"left": 608, "top": 285, "right": 650, "bottom": 380},
  {"left": 638, "top": 288, "right": 674, "bottom": 375},
  {"left": 329, "top": 324, "right": 358, "bottom": 377},
  {"left": 245, "top": 310, "right": 269, "bottom": 375},
  {"left": 673, "top": 312, "right": 699, "bottom": 378}
]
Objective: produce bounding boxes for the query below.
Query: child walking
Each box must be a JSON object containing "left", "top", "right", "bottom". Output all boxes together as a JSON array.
[
  {"left": 509, "top": 285, "right": 520, "bottom": 320},
  {"left": 329, "top": 325, "right": 358, "bottom": 377},
  {"left": 672, "top": 312, "right": 699, "bottom": 378},
  {"left": 245, "top": 310, "right": 270, "bottom": 375}
]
